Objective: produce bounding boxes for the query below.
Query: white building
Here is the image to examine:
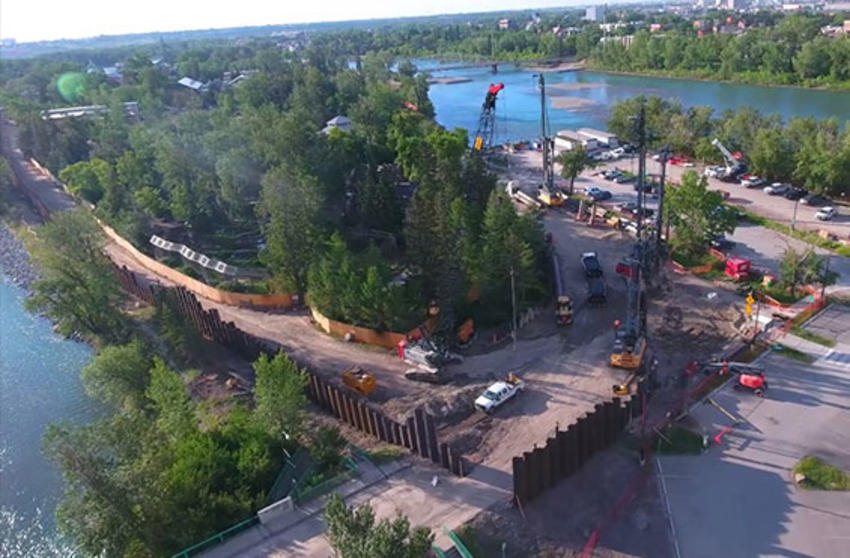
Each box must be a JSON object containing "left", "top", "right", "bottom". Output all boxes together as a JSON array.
[
  {"left": 554, "top": 130, "right": 599, "bottom": 154},
  {"left": 577, "top": 128, "right": 619, "bottom": 148},
  {"left": 177, "top": 77, "right": 208, "bottom": 92},
  {"left": 321, "top": 115, "right": 352, "bottom": 135},
  {"left": 585, "top": 5, "right": 607, "bottom": 22}
]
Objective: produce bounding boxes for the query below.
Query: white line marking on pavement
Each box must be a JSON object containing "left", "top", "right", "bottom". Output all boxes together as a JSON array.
[{"left": 655, "top": 459, "right": 682, "bottom": 558}]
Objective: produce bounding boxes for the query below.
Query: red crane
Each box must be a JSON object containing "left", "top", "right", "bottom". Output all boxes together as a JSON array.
[{"left": 473, "top": 83, "right": 504, "bottom": 151}]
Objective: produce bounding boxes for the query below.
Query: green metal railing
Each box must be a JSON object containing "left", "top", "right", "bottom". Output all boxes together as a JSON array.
[
  {"left": 291, "top": 456, "right": 359, "bottom": 504},
  {"left": 445, "top": 528, "right": 475, "bottom": 558},
  {"left": 170, "top": 515, "right": 260, "bottom": 558}
]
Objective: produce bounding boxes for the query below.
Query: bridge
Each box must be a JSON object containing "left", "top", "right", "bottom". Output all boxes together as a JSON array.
[{"left": 423, "top": 57, "right": 583, "bottom": 74}]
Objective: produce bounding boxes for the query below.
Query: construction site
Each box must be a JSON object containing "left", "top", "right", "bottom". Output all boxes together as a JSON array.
[{"left": 2, "top": 78, "right": 765, "bottom": 557}]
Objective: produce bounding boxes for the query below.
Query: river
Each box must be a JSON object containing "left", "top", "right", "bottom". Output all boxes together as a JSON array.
[
  {"left": 425, "top": 62, "right": 850, "bottom": 144},
  {"left": 0, "top": 278, "right": 94, "bottom": 553}
]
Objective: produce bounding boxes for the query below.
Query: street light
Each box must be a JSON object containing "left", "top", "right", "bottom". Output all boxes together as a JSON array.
[{"left": 791, "top": 196, "right": 799, "bottom": 231}]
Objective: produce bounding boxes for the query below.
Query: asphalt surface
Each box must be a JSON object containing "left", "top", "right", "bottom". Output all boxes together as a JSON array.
[{"left": 658, "top": 343, "right": 850, "bottom": 558}]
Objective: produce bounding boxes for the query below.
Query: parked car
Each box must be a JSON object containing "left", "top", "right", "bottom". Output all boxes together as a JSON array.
[
  {"left": 710, "top": 235, "right": 735, "bottom": 251},
  {"left": 682, "top": 161, "right": 696, "bottom": 168},
  {"left": 744, "top": 178, "right": 766, "bottom": 189},
  {"left": 614, "top": 174, "right": 634, "bottom": 184},
  {"left": 740, "top": 176, "right": 761, "bottom": 187},
  {"left": 633, "top": 180, "right": 652, "bottom": 193},
  {"left": 784, "top": 187, "right": 808, "bottom": 201},
  {"left": 602, "top": 170, "right": 621, "bottom": 181},
  {"left": 704, "top": 166, "right": 723, "bottom": 178},
  {"left": 763, "top": 182, "right": 789, "bottom": 195},
  {"left": 801, "top": 193, "right": 829, "bottom": 206},
  {"left": 581, "top": 251, "right": 604, "bottom": 278},
  {"left": 585, "top": 186, "right": 612, "bottom": 201},
  {"left": 816, "top": 207, "right": 837, "bottom": 221},
  {"left": 474, "top": 374, "right": 524, "bottom": 413}
]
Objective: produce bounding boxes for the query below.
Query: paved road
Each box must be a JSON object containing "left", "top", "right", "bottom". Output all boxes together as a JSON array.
[{"left": 658, "top": 342, "right": 850, "bottom": 558}]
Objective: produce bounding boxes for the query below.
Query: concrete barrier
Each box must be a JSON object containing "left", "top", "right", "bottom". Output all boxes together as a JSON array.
[{"left": 257, "top": 496, "right": 295, "bottom": 525}]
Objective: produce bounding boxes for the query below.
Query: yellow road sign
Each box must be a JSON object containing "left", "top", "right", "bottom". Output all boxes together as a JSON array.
[
  {"left": 745, "top": 304, "right": 753, "bottom": 316},
  {"left": 745, "top": 294, "right": 755, "bottom": 305}
]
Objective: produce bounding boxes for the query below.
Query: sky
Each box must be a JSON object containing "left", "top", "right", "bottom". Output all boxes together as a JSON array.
[{"left": 1, "top": 0, "right": 584, "bottom": 43}]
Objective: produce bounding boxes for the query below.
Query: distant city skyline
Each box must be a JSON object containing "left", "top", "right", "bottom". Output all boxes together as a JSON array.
[{"left": 2, "top": 0, "right": 601, "bottom": 43}]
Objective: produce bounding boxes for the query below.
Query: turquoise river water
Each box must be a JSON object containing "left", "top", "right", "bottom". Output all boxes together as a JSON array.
[
  {"left": 1, "top": 278, "right": 94, "bottom": 552},
  {"left": 426, "top": 62, "right": 850, "bottom": 144}
]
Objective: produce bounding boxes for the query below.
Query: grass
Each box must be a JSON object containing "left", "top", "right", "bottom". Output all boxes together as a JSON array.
[
  {"left": 793, "top": 456, "right": 850, "bottom": 491},
  {"left": 654, "top": 425, "right": 704, "bottom": 455},
  {"left": 772, "top": 344, "right": 815, "bottom": 364},
  {"left": 732, "top": 343, "right": 770, "bottom": 363},
  {"left": 790, "top": 325, "right": 837, "bottom": 348},
  {"left": 694, "top": 259, "right": 728, "bottom": 281},
  {"left": 367, "top": 446, "right": 408, "bottom": 464},
  {"left": 671, "top": 249, "right": 716, "bottom": 269},
  {"left": 736, "top": 206, "right": 850, "bottom": 258}
]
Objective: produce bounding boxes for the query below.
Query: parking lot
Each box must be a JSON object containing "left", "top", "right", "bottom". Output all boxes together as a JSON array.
[
  {"left": 658, "top": 344, "right": 850, "bottom": 558},
  {"left": 592, "top": 157, "right": 850, "bottom": 241}
]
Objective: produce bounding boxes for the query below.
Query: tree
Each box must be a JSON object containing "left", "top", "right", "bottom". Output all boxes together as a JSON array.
[
  {"left": 310, "top": 425, "right": 346, "bottom": 471},
  {"left": 146, "top": 358, "right": 195, "bottom": 442},
  {"left": 779, "top": 246, "right": 826, "bottom": 295},
  {"left": 259, "top": 166, "right": 325, "bottom": 294},
  {"left": 324, "top": 493, "right": 434, "bottom": 558},
  {"left": 556, "top": 146, "right": 597, "bottom": 194},
  {"left": 252, "top": 352, "right": 308, "bottom": 443},
  {"left": 748, "top": 127, "right": 794, "bottom": 181},
  {"left": 664, "top": 171, "right": 736, "bottom": 260},
  {"left": 81, "top": 341, "right": 152, "bottom": 411},
  {"left": 26, "top": 209, "right": 126, "bottom": 341}
]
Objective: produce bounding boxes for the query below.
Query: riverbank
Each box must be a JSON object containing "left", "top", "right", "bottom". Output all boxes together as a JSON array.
[
  {"left": 584, "top": 65, "right": 850, "bottom": 92},
  {"left": 0, "top": 223, "right": 37, "bottom": 290}
]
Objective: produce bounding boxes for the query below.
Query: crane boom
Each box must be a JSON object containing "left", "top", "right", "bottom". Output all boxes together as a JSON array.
[{"left": 711, "top": 138, "right": 737, "bottom": 166}]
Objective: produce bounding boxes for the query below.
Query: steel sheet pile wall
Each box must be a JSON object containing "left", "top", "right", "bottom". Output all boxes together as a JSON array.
[
  {"left": 114, "top": 265, "right": 466, "bottom": 477},
  {"left": 512, "top": 396, "right": 640, "bottom": 505}
]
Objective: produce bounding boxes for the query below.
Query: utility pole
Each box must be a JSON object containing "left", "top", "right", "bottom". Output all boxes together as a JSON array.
[
  {"left": 821, "top": 254, "right": 831, "bottom": 300},
  {"left": 633, "top": 102, "right": 647, "bottom": 243},
  {"left": 656, "top": 144, "right": 670, "bottom": 249},
  {"left": 537, "top": 74, "right": 554, "bottom": 194},
  {"left": 510, "top": 267, "right": 518, "bottom": 352}
]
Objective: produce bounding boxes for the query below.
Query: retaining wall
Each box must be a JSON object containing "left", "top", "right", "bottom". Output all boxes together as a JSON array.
[
  {"left": 113, "top": 264, "right": 466, "bottom": 477},
  {"left": 512, "top": 396, "right": 640, "bottom": 506},
  {"left": 310, "top": 306, "right": 407, "bottom": 349}
]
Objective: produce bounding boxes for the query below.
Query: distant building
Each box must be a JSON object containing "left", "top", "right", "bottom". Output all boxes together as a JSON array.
[
  {"left": 321, "top": 115, "right": 352, "bottom": 135},
  {"left": 649, "top": 23, "right": 663, "bottom": 32},
  {"left": 577, "top": 128, "right": 618, "bottom": 148},
  {"left": 554, "top": 130, "right": 598, "bottom": 154},
  {"left": 599, "top": 22, "right": 626, "bottom": 33},
  {"left": 585, "top": 5, "right": 607, "bottom": 22},
  {"left": 600, "top": 35, "right": 634, "bottom": 47},
  {"left": 725, "top": 0, "right": 742, "bottom": 9},
  {"left": 177, "top": 77, "right": 208, "bottom": 92},
  {"left": 0, "top": 38, "right": 16, "bottom": 48},
  {"left": 844, "top": 19, "right": 850, "bottom": 33},
  {"left": 498, "top": 18, "right": 514, "bottom": 30}
]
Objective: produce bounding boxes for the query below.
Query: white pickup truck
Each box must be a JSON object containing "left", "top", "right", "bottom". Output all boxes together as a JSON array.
[{"left": 474, "top": 373, "right": 525, "bottom": 413}]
